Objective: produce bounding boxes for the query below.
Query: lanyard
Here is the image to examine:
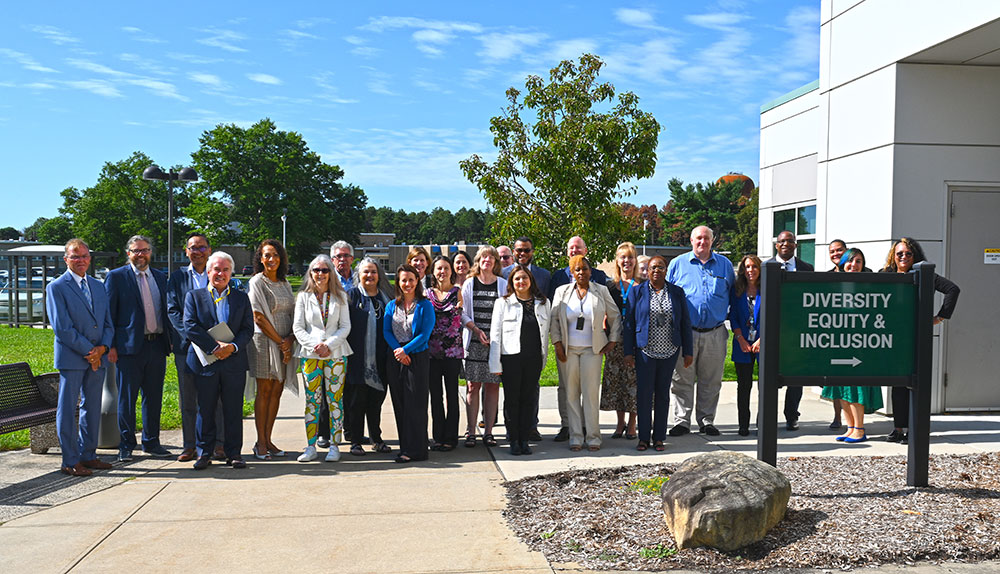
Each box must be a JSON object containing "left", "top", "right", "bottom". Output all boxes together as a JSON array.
[{"left": 210, "top": 285, "right": 230, "bottom": 305}]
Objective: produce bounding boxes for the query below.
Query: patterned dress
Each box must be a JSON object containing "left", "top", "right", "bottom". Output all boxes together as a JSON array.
[
  {"left": 428, "top": 287, "right": 464, "bottom": 359},
  {"left": 600, "top": 278, "right": 639, "bottom": 412},
  {"left": 248, "top": 274, "right": 295, "bottom": 382},
  {"left": 464, "top": 278, "right": 502, "bottom": 384}
]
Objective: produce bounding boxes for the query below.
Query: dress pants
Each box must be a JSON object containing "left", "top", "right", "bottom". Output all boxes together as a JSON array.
[
  {"left": 734, "top": 359, "right": 757, "bottom": 431},
  {"left": 175, "top": 352, "right": 225, "bottom": 450},
  {"left": 670, "top": 326, "right": 727, "bottom": 429},
  {"left": 346, "top": 383, "right": 387, "bottom": 445},
  {"left": 387, "top": 350, "right": 429, "bottom": 461},
  {"left": 501, "top": 352, "right": 543, "bottom": 443},
  {"left": 194, "top": 370, "right": 246, "bottom": 459},
  {"left": 429, "top": 357, "right": 461, "bottom": 447},
  {"left": 116, "top": 337, "right": 167, "bottom": 451},
  {"left": 636, "top": 350, "right": 680, "bottom": 443},
  {"left": 891, "top": 386, "right": 909, "bottom": 429},
  {"left": 562, "top": 345, "right": 604, "bottom": 448},
  {"left": 320, "top": 358, "right": 354, "bottom": 442},
  {"left": 56, "top": 367, "right": 105, "bottom": 468},
  {"left": 783, "top": 386, "right": 802, "bottom": 424}
]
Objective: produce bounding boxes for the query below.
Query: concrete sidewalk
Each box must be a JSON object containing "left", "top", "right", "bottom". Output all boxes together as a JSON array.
[{"left": 2, "top": 381, "right": 1000, "bottom": 573}]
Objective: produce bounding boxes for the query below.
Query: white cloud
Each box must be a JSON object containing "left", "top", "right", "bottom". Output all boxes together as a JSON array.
[
  {"left": 782, "top": 6, "right": 820, "bottom": 69},
  {"left": 119, "top": 53, "right": 171, "bottom": 75},
  {"left": 685, "top": 12, "right": 749, "bottom": 31},
  {"left": 351, "top": 46, "right": 381, "bottom": 58},
  {"left": 197, "top": 28, "right": 248, "bottom": 52},
  {"left": 167, "top": 52, "right": 224, "bottom": 65},
  {"left": 546, "top": 39, "right": 601, "bottom": 63},
  {"left": 603, "top": 38, "right": 684, "bottom": 84},
  {"left": 477, "top": 32, "right": 546, "bottom": 62},
  {"left": 0, "top": 48, "right": 58, "bottom": 73},
  {"left": 344, "top": 35, "right": 366, "bottom": 45},
  {"left": 125, "top": 78, "right": 188, "bottom": 101},
  {"left": 120, "top": 26, "right": 166, "bottom": 44},
  {"left": 189, "top": 72, "right": 225, "bottom": 88},
  {"left": 365, "top": 68, "right": 394, "bottom": 96},
  {"left": 615, "top": 8, "right": 667, "bottom": 31},
  {"left": 66, "top": 58, "right": 129, "bottom": 77},
  {"left": 312, "top": 72, "right": 360, "bottom": 104},
  {"left": 295, "top": 17, "right": 332, "bottom": 29},
  {"left": 64, "top": 79, "right": 123, "bottom": 98},
  {"left": 28, "top": 25, "right": 80, "bottom": 45},
  {"left": 247, "top": 73, "right": 282, "bottom": 85},
  {"left": 413, "top": 29, "right": 453, "bottom": 56},
  {"left": 360, "top": 16, "right": 482, "bottom": 34}
]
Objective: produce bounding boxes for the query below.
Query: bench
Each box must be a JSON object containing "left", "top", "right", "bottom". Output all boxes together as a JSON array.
[{"left": 0, "top": 362, "right": 62, "bottom": 454}]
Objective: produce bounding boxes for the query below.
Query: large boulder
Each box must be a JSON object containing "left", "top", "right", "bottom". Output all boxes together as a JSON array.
[{"left": 661, "top": 451, "right": 790, "bottom": 551}]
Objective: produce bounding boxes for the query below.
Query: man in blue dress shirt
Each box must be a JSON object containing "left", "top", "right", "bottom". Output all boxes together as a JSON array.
[{"left": 665, "top": 226, "right": 735, "bottom": 437}]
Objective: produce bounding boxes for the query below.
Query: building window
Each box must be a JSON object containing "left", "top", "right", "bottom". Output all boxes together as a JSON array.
[{"left": 773, "top": 204, "right": 816, "bottom": 266}]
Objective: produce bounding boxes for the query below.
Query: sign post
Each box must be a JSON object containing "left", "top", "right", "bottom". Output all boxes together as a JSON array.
[{"left": 757, "top": 261, "right": 935, "bottom": 487}]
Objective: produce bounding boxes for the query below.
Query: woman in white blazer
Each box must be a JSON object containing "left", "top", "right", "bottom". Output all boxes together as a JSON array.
[
  {"left": 550, "top": 255, "right": 622, "bottom": 451},
  {"left": 292, "top": 254, "right": 352, "bottom": 462},
  {"left": 488, "top": 265, "right": 550, "bottom": 456}
]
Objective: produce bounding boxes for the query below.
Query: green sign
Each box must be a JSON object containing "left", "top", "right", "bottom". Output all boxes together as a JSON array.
[{"left": 778, "top": 281, "right": 916, "bottom": 377}]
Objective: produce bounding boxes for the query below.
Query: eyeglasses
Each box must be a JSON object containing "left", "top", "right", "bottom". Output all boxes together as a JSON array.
[
  {"left": 648, "top": 265, "right": 666, "bottom": 271},
  {"left": 333, "top": 253, "right": 352, "bottom": 259},
  {"left": 895, "top": 251, "right": 913, "bottom": 258},
  {"left": 128, "top": 248, "right": 152, "bottom": 255},
  {"left": 187, "top": 245, "right": 209, "bottom": 253},
  {"left": 500, "top": 255, "right": 513, "bottom": 260},
  {"left": 514, "top": 248, "right": 532, "bottom": 253},
  {"left": 311, "top": 268, "right": 331, "bottom": 274}
]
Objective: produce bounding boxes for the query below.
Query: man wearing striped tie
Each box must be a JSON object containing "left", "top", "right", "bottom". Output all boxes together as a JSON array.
[{"left": 106, "top": 235, "right": 172, "bottom": 462}]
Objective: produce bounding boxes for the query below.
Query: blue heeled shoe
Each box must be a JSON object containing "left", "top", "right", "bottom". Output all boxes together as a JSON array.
[
  {"left": 844, "top": 428, "right": 868, "bottom": 443},
  {"left": 835, "top": 427, "right": 854, "bottom": 442}
]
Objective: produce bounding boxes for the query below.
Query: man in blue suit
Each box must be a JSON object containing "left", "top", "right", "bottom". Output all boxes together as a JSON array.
[
  {"left": 183, "top": 251, "right": 253, "bottom": 470},
  {"left": 46, "top": 239, "right": 115, "bottom": 477},
  {"left": 106, "top": 235, "right": 172, "bottom": 461},
  {"left": 166, "top": 232, "right": 226, "bottom": 462}
]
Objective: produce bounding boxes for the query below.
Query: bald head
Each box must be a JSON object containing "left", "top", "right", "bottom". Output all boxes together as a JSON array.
[
  {"left": 690, "top": 226, "right": 714, "bottom": 261},
  {"left": 567, "top": 236, "right": 587, "bottom": 257}
]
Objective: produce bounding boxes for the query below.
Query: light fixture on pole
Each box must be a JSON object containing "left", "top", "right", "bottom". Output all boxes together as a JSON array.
[
  {"left": 642, "top": 216, "right": 649, "bottom": 256},
  {"left": 281, "top": 208, "right": 287, "bottom": 248},
  {"left": 143, "top": 165, "right": 199, "bottom": 276}
]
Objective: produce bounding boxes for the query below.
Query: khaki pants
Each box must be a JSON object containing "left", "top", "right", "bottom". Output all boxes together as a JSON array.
[
  {"left": 560, "top": 346, "right": 604, "bottom": 447},
  {"left": 670, "top": 326, "right": 727, "bottom": 429}
]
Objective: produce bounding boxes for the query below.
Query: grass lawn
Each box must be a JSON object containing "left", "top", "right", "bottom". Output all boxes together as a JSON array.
[{"left": 0, "top": 325, "right": 253, "bottom": 452}]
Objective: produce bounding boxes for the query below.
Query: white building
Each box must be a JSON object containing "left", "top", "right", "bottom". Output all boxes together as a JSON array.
[{"left": 759, "top": 1, "right": 1000, "bottom": 412}]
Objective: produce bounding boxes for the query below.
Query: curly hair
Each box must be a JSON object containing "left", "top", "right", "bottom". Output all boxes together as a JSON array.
[{"left": 253, "top": 239, "right": 288, "bottom": 281}]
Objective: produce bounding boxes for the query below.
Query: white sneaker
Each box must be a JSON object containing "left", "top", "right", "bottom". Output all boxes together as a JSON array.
[
  {"left": 325, "top": 446, "right": 341, "bottom": 462},
  {"left": 297, "top": 445, "right": 317, "bottom": 462}
]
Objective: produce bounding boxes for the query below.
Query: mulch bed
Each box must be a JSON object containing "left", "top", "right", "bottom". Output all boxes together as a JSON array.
[{"left": 503, "top": 453, "right": 1000, "bottom": 572}]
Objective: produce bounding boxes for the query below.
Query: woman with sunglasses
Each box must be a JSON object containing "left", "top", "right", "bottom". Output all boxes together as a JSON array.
[
  {"left": 880, "top": 238, "right": 960, "bottom": 444},
  {"left": 292, "top": 255, "right": 351, "bottom": 462}
]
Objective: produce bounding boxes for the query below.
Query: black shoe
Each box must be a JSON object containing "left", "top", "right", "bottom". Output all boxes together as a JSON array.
[
  {"left": 553, "top": 427, "right": 570, "bottom": 442},
  {"left": 144, "top": 445, "right": 172, "bottom": 457},
  {"left": 786, "top": 420, "right": 800, "bottom": 431},
  {"left": 227, "top": 457, "right": 246, "bottom": 469},
  {"left": 668, "top": 425, "right": 690, "bottom": 437},
  {"left": 701, "top": 424, "right": 720, "bottom": 436},
  {"left": 193, "top": 455, "right": 212, "bottom": 470},
  {"left": 738, "top": 427, "right": 750, "bottom": 437},
  {"left": 316, "top": 436, "right": 331, "bottom": 448},
  {"left": 900, "top": 433, "right": 908, "bottom": 445},
  {"left": 527, "top": 429, "right": 542, "bottom": 442},
  {"left": 118, "top": 446, "right": 133, "bottom": 462},
  {"left": 510, "top": 442, "right": 523, "bottom": 456},
  {"left": 520, "top": 441, "right": 532, "bottom": 455},
  {"left": 886, "top": 429, "right": 904, "bottom": 443}
]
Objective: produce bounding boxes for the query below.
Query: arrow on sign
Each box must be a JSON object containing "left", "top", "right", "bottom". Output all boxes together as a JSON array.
[{"left": 831, "top": 357, "right": 862, "bottom": 367}]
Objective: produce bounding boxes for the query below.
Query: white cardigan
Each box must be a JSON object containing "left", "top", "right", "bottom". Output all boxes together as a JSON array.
[
  {"left": 488, "top": 296, "right": 550, "bottom": 374},
  {"left": 460, "top": 274, "right": 507, "bottom": 351},
  {"left": 292, "top": 290, "right": 352, "bottom": 359},
  {"left": 549, "top": 281, "right": 621, "bottom": 354}
]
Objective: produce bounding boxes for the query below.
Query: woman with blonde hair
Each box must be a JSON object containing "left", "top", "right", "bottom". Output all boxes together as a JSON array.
[
  {"left": 460, "top": 245, "right": 507, "bottom": 447},
  {"left": 292, "top": 254, "right": 351, "bottom": 462},
  {"left": 601, "top": 241, "right": 641, "bottom": 440},
  {"left": 406, "top": 246, "right": 432, "bottom": 288}
]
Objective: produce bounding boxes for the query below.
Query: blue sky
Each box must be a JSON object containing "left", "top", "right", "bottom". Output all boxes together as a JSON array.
[{"left": 0, "top": 1, "right": 819, "bottom": 231}]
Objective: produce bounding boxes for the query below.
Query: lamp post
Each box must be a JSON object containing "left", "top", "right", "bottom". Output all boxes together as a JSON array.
[
  {"left": 281, "top": 208, "right": 287, "bottom": 247},
  {"left": 642, "top": 216, "right": 649, "bottom": 256},
  {"left": 142, "top": 165, "right": 199, "bottom": 276}
]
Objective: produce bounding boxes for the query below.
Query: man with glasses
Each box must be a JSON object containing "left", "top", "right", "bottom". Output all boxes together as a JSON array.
[
  {"left": 47, "top": 239, "right": 115, "bottom": 476},
  {"left": 106, "top": 235, "right": 172, "bottom": 462},
  {"left": 497, "top": 245, "right": 514, "bottom": 270},
  {"left": 330, "top": 241, "right": 355, "bottom": 291},
  {"left": 765, "top": 230, "right": 814, "bottom": 431},
  {"left": 501, "top": 236, "right": 552, "bottom": 297},
  {"left": 167, "top": 233, "right": 227, "bottom": 461}
]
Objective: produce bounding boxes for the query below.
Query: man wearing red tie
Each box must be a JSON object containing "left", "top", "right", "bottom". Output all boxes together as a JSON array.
[{"left": 106, "top": 235, "right": 172, "bottom": 462}]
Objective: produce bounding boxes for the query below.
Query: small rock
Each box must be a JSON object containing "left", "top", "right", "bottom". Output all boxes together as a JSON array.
[{"left": 661, "top": 451, "right": 791, "bottom": 551}]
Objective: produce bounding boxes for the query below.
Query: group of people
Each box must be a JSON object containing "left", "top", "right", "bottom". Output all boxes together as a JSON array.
[{"left": 47, "top": 224, "right": 958, "bottom": 475}]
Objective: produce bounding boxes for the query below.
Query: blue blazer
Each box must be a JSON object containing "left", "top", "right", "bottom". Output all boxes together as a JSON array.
[
  {"left": 46, "top": 271, "right": 114, "bottom": 371},
  {"left": 383, "top": 298, "right": 435, "bottom": 355},
  {"left": 166, "top": 267, "right": 199, "bottom": 353},
  {"left": 106, "top": 264, "right": 170, "bottom": 356},
  {"left": 623, "top": 281, "right": 693, "bottom": 359},
  {"left": 183, "top": 287, "right": 253, "bottom": 376},
  {"left": 728, "top": 288, "right": 761, "bottom": 363}
]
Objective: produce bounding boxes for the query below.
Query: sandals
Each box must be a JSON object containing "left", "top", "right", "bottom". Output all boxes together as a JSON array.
[
  {"left": 588, "top": 445, "right": 600, "bottom": 452},
  {"left": 464, "top": 432, "right": 476, "bottom": 448},
  {"left": 483, "top": 434, "right": 498, "bottom": 448},
  {"left": 439, "top": 444, "right": 455, "bottom": 452},
  {"left": 654, "top": 441, "right": 665, "bottom": 452},
  {"left": 252, "top": 444, "right": 271, "bottom": 461},
  {"left": 636, "top": 441, "right": 649, "bottom": 452},
  {"left": 612, "top": 427, "right": 625, "bottom": 439},
  {"left": 350, "top": 443, "right": 366, "bottom": 456},
  {"left": 835, "top": 427, "right": 855, "bottom": 442},
  {"left": 373, "top": 441, "right": 391, "bottom": 453},
  {"left": 625, "top": 431, "right": 638, "bottom": 440},
  {"left": 569, "top": 445, "right": 582, "bottom": 452},
  {"left": 394, "top": 454, "right": 412, "bottom": 464}
]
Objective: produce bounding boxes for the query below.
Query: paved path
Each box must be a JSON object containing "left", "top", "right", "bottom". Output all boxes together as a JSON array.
[{"left": 3, "top": 381, "right": 1000, "bottom": 573}]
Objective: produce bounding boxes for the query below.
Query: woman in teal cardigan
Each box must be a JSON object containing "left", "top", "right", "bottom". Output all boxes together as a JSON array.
[{"left": 383, "top": 263, "right": 436, "bottom": 463}]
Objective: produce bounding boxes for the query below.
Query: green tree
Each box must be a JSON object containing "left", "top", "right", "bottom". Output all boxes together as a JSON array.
[
  {"left": 460, "top": 54, "right": 660, "bottom": 268},
  {"left": 729, "top": 187, "right": 759, "bottom": 257},
  {"left": 37, "top": 216, "right": 75, "bottom": 245},
  {"left": 190, "top": 118, "right": 367, "bottom": 266},
  {"left": 661, "top": 178, "right": 748, "bottom": 252},
  {"left": 0, "top": 227, "right": 19, "bottom": 240},
  {"left": 21, "top": 217, "right": 48, "bottom": 242},
  {"left": 57, "top": 152, "right": 185, "bottom": 262}
]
